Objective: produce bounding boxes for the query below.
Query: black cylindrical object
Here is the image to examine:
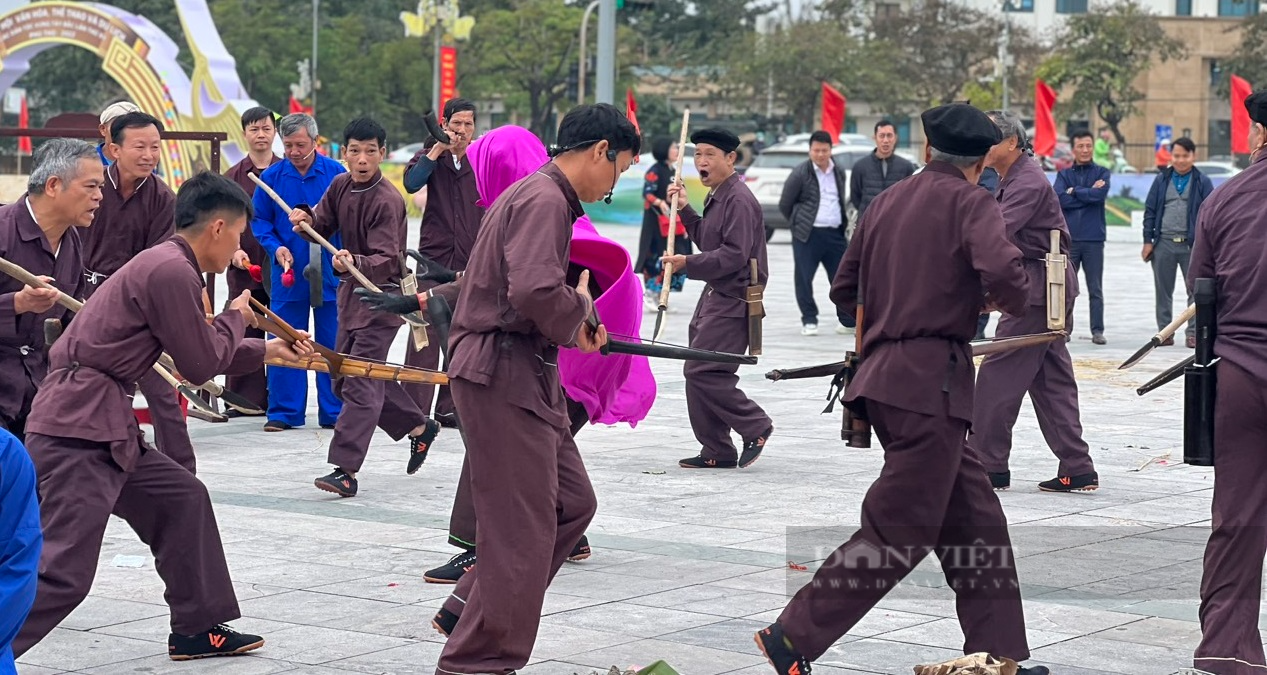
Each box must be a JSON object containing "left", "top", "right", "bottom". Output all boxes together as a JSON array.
[{"left": 1183, "top": 278, "right": 1217, "bottom": 467}]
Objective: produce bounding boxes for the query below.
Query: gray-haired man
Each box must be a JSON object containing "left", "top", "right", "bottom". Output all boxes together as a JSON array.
[
  {"left": 0, "top": 139, "right": 104, "bottom": 437},
  {"left": 249, "top": 113, "right": 346, "bottom": 433}
]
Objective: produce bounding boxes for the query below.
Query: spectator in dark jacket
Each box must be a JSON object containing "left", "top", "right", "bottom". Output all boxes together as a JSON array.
[
  {"left": 848, "top": 120, "right": 915, "bottom": 223},
  {"left": 1142, "top": 137, "right": 1214, "bottom": 348},
  {"left": 779, "top": 130, "right": 853, "bottom": 335},
  {"left": 1054, "top": 129, "right": 1111, "bottom": 344}
]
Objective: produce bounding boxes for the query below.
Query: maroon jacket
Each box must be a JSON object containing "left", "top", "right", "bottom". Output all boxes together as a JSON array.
[
  {"left": 995, "top": 156, "right": 1079, "bottom": 309},
  {"left": 25, "top": 237, "right": 264, "bottom": 471},
  {"left": 1189, "top": 151, "right": 1267, "bottom": 383},
  {"left": 303, "top": 170, "right": 408, "bottom": 333},
  {"left": 0, "top": 198, "right": 84, "bottom": 421},
  {"left": 831, "top": 161, "right": 1029, "bottom": 423},
  {"left": 448, "top": 163, "right": 592, "bottom": 429},
  {"left": 80, "top": 164, "right": 174, "bottom": 293},
  {"left": 678, "top": 172, "right": 768, "bottom": 320},
  {"left": 408, "top": 148, "right": 484, "bottom": 270},
  {"left": 225, "top": 155, "right": 281, "bottom": 293}
]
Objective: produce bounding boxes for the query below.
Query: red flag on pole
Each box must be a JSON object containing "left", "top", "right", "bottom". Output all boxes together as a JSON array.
[
  {"left": 1231, "top": 74, "right": 1253, "bottom": 154},
  {"left": 625, "top": 87, "right": 640, "bottom": 135},
  {"left": 1033, "top": 79, "right": 1057, "bottom": 157},
  {"left": 17, "top": 94, "right": 30, "bottom": 155},
  {"left": 289, "top": 95, "right": 312, "bottom": 115},
  {"left": 820, "top": 82, "right": 846, "bottom": 144}
]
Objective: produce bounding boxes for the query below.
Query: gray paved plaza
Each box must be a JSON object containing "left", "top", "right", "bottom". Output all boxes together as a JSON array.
[{"left": 16, "top": 220, "right": 1236, "bottom": 675}]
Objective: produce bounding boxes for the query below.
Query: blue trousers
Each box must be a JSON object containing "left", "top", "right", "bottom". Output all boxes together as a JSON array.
[{"left": 267, "top": 300, "right": 341, "bottom": 427}]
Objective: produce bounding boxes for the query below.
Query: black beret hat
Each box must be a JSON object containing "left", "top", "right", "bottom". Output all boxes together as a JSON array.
[
  {"left": 1246, "top": 91, "right": 1267, "bottom": 126},
  {"left": 690, "top": 128, "right": 740, "bottom": 154},
  {"left": 921, "top": 103, "right": 1002, "bottom": 157}
]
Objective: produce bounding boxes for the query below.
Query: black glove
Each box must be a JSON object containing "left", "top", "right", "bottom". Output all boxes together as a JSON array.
[
  {"left": 407, "top": 249, "right": 457, "bottom": 284},
  {"left": 354, "top": 287, "right": 422, "bottom": 315}
]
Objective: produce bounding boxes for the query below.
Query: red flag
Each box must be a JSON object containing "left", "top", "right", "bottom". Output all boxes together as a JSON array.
[
  {"left": 289, "top": 95, "right": 312, "bottom": 115},
  {"left": 17, "top": 94, "right": 30, "bottom": 155},
  {"left": 1232, "top": 74, "right": 1253, "bottom": 154},
  {"left": 625, "top": 87, "right": 640, "bottom": 135},
  {"left": 820, "top": 82, "right": 846, "bottom": 144},
  {"left": 1033, "top": 79, "right": 1057, "bottom": 157}
]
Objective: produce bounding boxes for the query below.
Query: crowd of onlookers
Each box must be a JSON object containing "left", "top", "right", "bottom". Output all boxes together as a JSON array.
[{"left": 760, "top": 119, "right": 1212, "bottom": 349}]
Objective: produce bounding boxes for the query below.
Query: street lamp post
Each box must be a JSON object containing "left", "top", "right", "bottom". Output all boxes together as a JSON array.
[
  {"left": 596, "top": 0, "right": 616, "bottom": 104},
  {"left": 312, "top": 0, "right": 319, "bottom": 115},
  {"left": 999, "top": 0, "right": 1013, "bottom": 110},
  {"left": 578, "top": 0, "right": 600, "bottom": 105}
]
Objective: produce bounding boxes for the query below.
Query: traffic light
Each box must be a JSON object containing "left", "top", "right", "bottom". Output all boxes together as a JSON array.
[{"left": 566, "top": 61, "right": 579, "bottom": 103}]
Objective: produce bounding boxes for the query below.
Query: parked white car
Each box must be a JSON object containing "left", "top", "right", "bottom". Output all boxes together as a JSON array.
[
  {"left": 742, "top": 143, "right": 919, "bottom": 239},
  {"left": 1194, "top": 160, "right": 1241, "bottom": 178}
]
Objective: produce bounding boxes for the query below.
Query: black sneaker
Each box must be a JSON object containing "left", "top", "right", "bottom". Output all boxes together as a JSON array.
[
  {"left": 406, "top": 418, "right": 442, "bottom": 475},
  {"left": 424, "top": 549, "right": 477, "bottom": 584},
  {"left": 168, "top": 624, "right": 264, "bottom": 660},
  {"left": 989, "top": 471, "right": 1011, "bottom": 490},
  {"left": 314, "top": 469, "right": 358, "bottom": 497},
  {"left": 568, "top": 535, "right": 591, "bottom": 562},
  {"left": 754, "top": 623, "right": 811, "bottom": 675},
  {"left": 740, "top": 427, "right": 773, "bottom": 468},
  {"left": 431, "top": 606, "right": 459, "bottom": 637},
  {"left": 435, "top": 412, "right": 459, "bottom": 429},
  {"left": 679, "top": 455, "right": 737, "bottom": 469},
  {"left": 1039, "top": 471, "right": 1099, "bottom": 493},
  {"left": 1019, "top": 667, "right": 1050, "bottom": 675}
]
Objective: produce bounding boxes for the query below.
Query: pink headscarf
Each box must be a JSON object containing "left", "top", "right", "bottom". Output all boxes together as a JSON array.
[{"left": 467, "top": 126, "right": 655, "bottom": 427}]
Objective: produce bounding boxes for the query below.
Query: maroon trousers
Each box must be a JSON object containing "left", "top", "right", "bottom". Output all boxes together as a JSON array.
[
  {"left": 223, "top": 285, "right": 269, "bottom": 410},
  {"left": 14, "top": 433, "right": 239, "bottom": 655},
  {"left": 136, "top": 369, "right": 198, "bottom": 474},
  {"left": 685, "top": 311, "right": 770, "bottom": 461},
  {"left": 1195, "top": 360, "right": 1267, "bottom": 674},
  {"left": 969, "top": 306, "right": 1094, "bottom": 476},
  {"left": 446, "top": 396, "right": 590, "bottom": 550},
  {"left": 777, "top": 401, "right": 1030, "bottom": 663},
  {"left": 435, "top": 378, "right": 596, "bottom": 675},
  {"left": 403, "top": 284, "right": 456, "bottom": 420},
  {"left": 327, "top": 324, "right": 431, "bottom": 473}
]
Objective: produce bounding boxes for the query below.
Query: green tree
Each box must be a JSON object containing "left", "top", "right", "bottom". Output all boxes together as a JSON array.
[
  {"left": 1215, "top": 14, "right": 1266, "bottom": 96},
  {"left": 872, "top": 0, "right": 1042, "bottom": 109},
  {"left": 463, "top": 0, "right": 585, "bottom": 139},
  {"left": 1036, "top": 0, "right": 1186, "bottom": 145}
]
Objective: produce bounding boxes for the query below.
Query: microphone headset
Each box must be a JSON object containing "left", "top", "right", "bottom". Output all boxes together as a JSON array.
[{"left": 548, "top": 140, "right": 620, "bottom": 204}]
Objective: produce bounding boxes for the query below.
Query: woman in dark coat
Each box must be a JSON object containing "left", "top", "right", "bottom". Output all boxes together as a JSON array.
[{"left": 636, "top": 137, "right": 691, "bottom": 298}]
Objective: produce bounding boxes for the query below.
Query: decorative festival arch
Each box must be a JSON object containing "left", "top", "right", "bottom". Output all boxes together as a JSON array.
[{"left": 0, "top": 1, "right": 262, "bottom": 186}]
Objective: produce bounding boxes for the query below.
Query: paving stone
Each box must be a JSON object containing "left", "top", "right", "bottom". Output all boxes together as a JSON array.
[{"left": 31, "top": 223, "right": 1226, "bottom": 672}]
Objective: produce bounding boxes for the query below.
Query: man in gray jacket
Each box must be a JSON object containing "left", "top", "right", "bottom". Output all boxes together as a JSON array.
[
  {"left": 779, "top": 131, "right": 853, "bottom": 335},
  {"left": 850, "top": 119, "right": 916, "bottom": 223}
]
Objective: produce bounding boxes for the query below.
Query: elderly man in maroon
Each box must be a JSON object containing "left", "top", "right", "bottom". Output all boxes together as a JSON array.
[
  {"left": 223, "top": 106, "right": 281, "bottom": 414},
  {"left": 402, "top": 98, "right": 482, "bottom": 427},
  {"left": 1190, "top": 91, "right": 1267, "bottom": 675},
  {"left": 755, "top": 104, "right": 1048, "bottom": 675},
  {"left": 664, "top": 127, "right": 772, "bottom": 471},
  {"left": 0, "top": 140, "right": 103, "bottom": 438},
  {"left": 432, "top": 103, "right": 631, "bottom": 675},
  {"left": 13, "top": 171, "right": 313, "bottom": 661},
  {"left": 970, "top": 110, "right": 1098, "bottom": 493},
  {"left": 289, "top": 117, "right": 440, "bottom": 498},
  {"left": 80, "top": 110, "right": 197, "bottom": 473}
]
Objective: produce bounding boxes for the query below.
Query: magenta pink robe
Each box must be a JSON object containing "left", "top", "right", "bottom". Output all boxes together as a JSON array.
[{"left": 467, "top": 126, "right": 655, "bottom": 426}]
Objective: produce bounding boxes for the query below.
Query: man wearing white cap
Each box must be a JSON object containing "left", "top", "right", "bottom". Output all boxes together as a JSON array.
[{"left": 96, "top": 101, "right": 140, "bottom": 165}]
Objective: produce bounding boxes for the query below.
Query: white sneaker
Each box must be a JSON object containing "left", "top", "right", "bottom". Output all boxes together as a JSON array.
[
  {"left": 801, "top": 323, "right": 818, "bottom": 336},
  {"left": 836, "top": 325, "right": 855, "bottom": 335}
]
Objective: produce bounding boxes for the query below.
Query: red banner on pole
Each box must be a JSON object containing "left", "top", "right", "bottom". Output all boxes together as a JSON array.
[
  {"left": 820, "top": 82, "right": 846, "bottom": 144},
  {"left": 1033, "top": 79, "right": 1058, "bottom": 157},
  {"left": 1231, "top": 74, "right": 1253, "bottom": 154},
  {"left": 439, "top": 46, "right": 458, "bottom": 115},
  {"left": 18, "top": 94, "right": 30, "bottom": 155},
  {"left": 626, "top": 87, "right": 640, "bottom": 135}
]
